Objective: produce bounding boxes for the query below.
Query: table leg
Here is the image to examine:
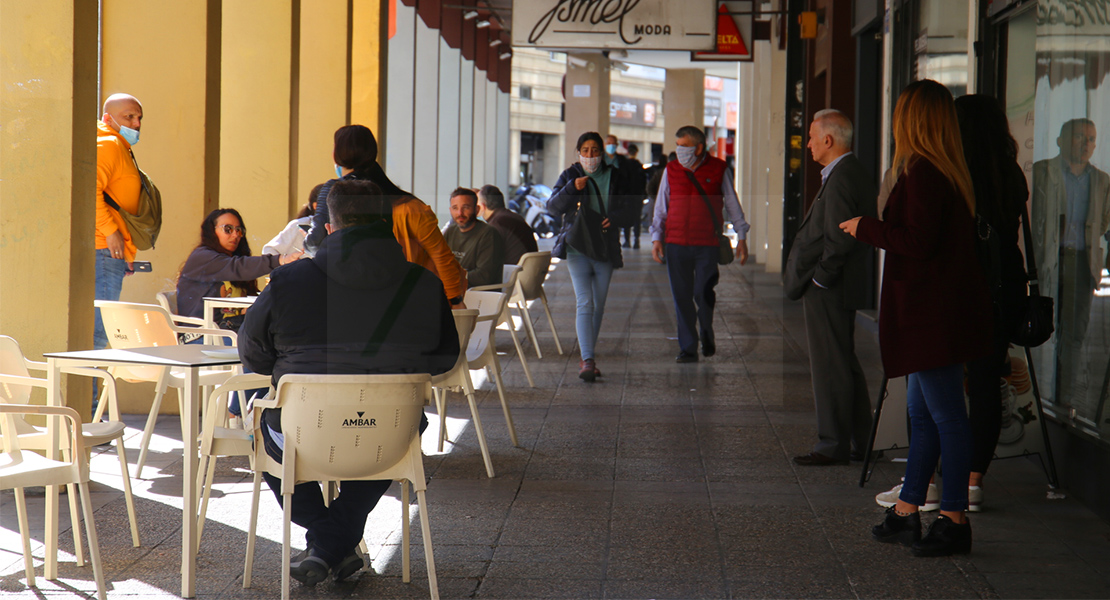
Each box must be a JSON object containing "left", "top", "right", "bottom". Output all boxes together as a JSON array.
[
  {"left": 44, "top": 359, "right": 63, "bottom": 579},
  {"left": 180, "top": 367, "right": 200, "bottom": 598}
]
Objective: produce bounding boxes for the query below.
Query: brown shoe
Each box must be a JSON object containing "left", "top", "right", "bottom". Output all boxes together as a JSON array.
[
  {"left": 792, "top": 452, "right": 848, "bottom": 466},
  {"left": 579, "top": 358, "right": 597, "bottom": 383}
]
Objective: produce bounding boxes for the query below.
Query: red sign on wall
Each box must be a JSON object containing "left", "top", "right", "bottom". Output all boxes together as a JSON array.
[{"left": 692, "top": 1, "right": 753, "bottom": 62}]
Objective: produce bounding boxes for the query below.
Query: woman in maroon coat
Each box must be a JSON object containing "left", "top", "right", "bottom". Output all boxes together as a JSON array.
[{"left": 841, "top": 79, "right": 992, "bottom": 557}]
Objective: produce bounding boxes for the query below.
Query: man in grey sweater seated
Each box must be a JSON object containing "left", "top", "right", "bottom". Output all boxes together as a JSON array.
[{"left": 442, "top": 187, "right": 505, "bottom": 287}]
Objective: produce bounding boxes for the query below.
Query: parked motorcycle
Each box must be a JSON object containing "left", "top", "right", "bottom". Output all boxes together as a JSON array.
[{"left": 510, "top": 183, "right": 559, "bottom": 237}]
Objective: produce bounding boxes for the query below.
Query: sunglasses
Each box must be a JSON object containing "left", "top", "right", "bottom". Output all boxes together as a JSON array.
[{"left": 220, "top": 225, "right": 246, "bottom": 235}]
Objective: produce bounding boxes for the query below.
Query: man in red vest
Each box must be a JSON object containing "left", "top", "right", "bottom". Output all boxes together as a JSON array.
[{"left": 651, "top": 126, "right": 750, "bottom": 363}]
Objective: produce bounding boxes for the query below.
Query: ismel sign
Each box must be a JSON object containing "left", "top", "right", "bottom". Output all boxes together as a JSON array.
[{"left": 512, "top": 0, "right": 718, "bottom": 51}]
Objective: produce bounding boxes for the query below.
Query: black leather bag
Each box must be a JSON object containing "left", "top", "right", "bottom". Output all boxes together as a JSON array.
[
  {"left": 683, "top": 172, "right": 733, "bottom": 265},
  {"left": 565, "top": 178, "right": 609, "bottom": 262},
  {"left": 1011, "top": 201, "right": 1054, "bottom": 347}
]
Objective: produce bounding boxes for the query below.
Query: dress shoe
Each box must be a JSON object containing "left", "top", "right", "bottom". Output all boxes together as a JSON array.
[
  {"left": 701, "top": 339, "right": 716, "bottom": 357},
  {"left": 792, "top": 452, "right": 848, "bottom": 466},
  {"left": 579, "top": 358, "right": 597, "bottom": 382},
  {"left": 675, "top": 351, "right": 698, "bottom": 363},
  {"left": 622, "top": 241, "right": 631, "bottom": 248},
  {"left": 290, "top": 549, "right": 330, "bottom": 586},
  {"left": 912, "top": 514, "right": 971, "bottom": 557},
  {"left": 332, "top": 548, "right": 366, "bottom": 581},
  {"left": 872, "top": 506, "right": 922, "bottom": 546},
  {"left": 632, "top": 240, "right": 640, "bottom": 249}
]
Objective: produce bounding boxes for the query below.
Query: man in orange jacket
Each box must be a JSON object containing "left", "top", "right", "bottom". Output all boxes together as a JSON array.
[{"left": 94, "top": 93, "right": 144, "bottom": 349}]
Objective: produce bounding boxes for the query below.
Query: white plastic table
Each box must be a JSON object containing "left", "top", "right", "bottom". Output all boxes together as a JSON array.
[
  {"left": 43, "top": 345, "right": 241, "bottom": 598},
  {"left": 201, "top": 296, "right": 256, "bottom": 331}
]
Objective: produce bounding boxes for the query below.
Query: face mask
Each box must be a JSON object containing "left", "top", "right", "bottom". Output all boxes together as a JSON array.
[
  {"left": 118, "top": 124, "right": 140, "bottom": 146},
  {"left": 335, "top": 164, "right": 344, "bottom": 178},
  {"left": 605, "top": 144, "right": 618, "bottom": 155},
  {"left": 580, "top": 155, "right": 601, "bottom": 174},
  {"left": 676, "top": 145, "right": 699, "bottom": 169}
]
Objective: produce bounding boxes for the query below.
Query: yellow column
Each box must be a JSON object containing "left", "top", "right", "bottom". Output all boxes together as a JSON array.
[
  {"left": 351, "top": 0, "right": 387, "bottom": 145},
  {"left": 297, "top": 0, "right": 350, "bottom": 212},
  {"left": 219, "top": 0, "right": 294, "bottom": 252},
  {"left": 662, "top": 69, "right": 706, "bottom": 153},
  {"left": 0, "top": 0, "right": 99, "bottom": 414},
  {"left": 564, "top": 53, "right": 611, "bottom": 167}
]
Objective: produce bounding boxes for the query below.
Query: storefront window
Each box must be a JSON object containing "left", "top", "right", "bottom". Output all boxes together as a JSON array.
[
  {"left": 1029, "top": 1, "right": 1110, "bottom": 440},
  {"left": 916, "top": 0, "right": 970, "bottom": 96}
]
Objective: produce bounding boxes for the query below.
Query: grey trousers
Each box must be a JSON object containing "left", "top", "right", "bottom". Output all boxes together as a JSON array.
[{"left": 803, "top": 283, "right": 872, "bottom": 460}]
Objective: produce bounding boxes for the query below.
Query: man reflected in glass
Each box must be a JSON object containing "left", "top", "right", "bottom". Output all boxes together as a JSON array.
[{"left": 1032, "top": 119, "right": 1110, "bottom": 412}]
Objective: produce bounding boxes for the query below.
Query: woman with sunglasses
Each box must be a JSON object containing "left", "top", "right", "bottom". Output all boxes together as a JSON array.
[{"left": 176, "top": 208, "right": 302, "bottom": 327}]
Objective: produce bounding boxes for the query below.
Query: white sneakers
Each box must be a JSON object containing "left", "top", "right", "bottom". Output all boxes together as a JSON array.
[
  {"left": 967, "top": 485, "right": 983, "bottom": 512},
  {"left": 875, "top": 478, "right": 941, "bottom": 512}
]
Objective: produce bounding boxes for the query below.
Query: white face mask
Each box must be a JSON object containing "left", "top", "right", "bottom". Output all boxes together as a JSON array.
[
  {"left": 676, "top": 145, "right": 699, "bottom": 169},
  {"left": 580, "top": 155, "right": 602, "bottom": 174}
]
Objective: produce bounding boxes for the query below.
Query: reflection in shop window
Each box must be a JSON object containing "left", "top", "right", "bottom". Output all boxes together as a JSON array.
[
  {"left": 915, "top": 0, "right": 969, "bottom": 96},
  {"left": 1029, "top": 1, "right": 1110, "bottom": 439}
]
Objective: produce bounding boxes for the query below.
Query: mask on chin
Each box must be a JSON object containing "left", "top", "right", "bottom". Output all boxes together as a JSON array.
[{"left": 118, "top": 124, "right": 140, "bottom": 146}]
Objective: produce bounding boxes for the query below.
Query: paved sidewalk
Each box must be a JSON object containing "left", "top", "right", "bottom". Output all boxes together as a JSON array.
[{"left": 3, "top": 244, "right": 1109, "bottom": 599}]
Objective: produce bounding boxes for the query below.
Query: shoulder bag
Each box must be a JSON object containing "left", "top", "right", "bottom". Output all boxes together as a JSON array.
[
  {"left": 103, "top": 149, "right": 163, "bottom": 250},
  {"left": 683, "top": 171, "right": 734, "bottom": 265},
  {"left": 1011, "top": 200, "right": 1054, "bottom": 347},
  {"left": 565, "top": 177, "right": 609, "bottom": 262}
]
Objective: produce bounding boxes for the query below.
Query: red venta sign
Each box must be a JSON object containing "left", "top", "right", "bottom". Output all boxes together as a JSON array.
[{"left": 692, "top": 1, "right": 753, "bottom": 62}]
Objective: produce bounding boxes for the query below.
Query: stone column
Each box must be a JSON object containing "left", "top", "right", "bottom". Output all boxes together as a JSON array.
[
  {"left": 297, "top": 0, "right": 349, "bottom": 212},
  {"left": 0, "top": 0, "right": 99, "bottom": 415},
  {"left": 564, "top": 53, "right": 611, "bottom": 166},
  {"left": 662, "top": 68, "right": 706, "bottom": 153}
]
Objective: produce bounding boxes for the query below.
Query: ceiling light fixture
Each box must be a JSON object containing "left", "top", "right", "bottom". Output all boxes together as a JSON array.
[
  {"left": 463, "top": 10, "right": 479, "bottom": 20},
  {"left": 490, "top": 39, "right": 502, "bottom": 47},
  {"left": 476, "top": 19, "right": 491, "bottom": 28},
  {"left": 500, "top": 52, "right": 512, "bottom": 60}
]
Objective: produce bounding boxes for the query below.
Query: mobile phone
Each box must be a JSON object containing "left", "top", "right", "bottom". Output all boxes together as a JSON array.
[
  {"left": 299, "top": 223, "right": 311, "bottom": 232},
  {"left": 131, "top": 261, "right": 153, "bottom": 272}
]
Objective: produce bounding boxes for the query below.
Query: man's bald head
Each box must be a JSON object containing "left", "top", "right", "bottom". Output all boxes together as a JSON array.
[{"left": 102, "top": 93, "right": 143, "bottom": 132}]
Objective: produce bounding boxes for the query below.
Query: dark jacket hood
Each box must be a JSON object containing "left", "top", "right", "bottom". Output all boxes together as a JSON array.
[{"left": 312, "top": 223, "right": 409, "bottom": 290}]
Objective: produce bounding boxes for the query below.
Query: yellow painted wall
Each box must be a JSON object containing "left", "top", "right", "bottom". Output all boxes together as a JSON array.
[
  {"left": 101, "top": 0, "right": 213, "bottom": 304},
  {"left": 297, "top": 0, "right": 350, "bottom": 215},
  {"left": 351, "top": 0, "right": 384, "bottom": 139},
  {"left": 220, "top": 0, "right": 293, "bottom": 253},
  {"left": 0, "top": 0, "right": 99, "bottom": 415}
]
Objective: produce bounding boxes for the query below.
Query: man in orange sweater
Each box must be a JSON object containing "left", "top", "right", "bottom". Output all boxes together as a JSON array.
[{"left": 94, "top": 93, "right": 144, "bottom": 349}]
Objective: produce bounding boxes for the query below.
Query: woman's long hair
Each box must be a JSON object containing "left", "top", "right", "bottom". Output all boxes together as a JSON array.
[
  {"left": 892, "top": 80, "right": 976, "bottom": 215},
  {"left": 954, "top": 94, "right": 1021, "bottom": 227},
  {"left": 198, "top": 208, "right": 260, "bottom": 295}
]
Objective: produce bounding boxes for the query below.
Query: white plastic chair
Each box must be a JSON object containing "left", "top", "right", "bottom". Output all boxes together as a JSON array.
[
  {"left": 509, "top": 251, "right": 563, "bottom": 357},
  {"left": 471, "top": 265, "right": 535, "bottom": 388},
  {"left": 0, "top": 335, "right": 140, "bottom": 548},
  {"left": 155, "top": 290, "right": 206, "bottom": 327},
  {"left": 94, "top": 300, "right": 235, "bottom": 477},
  {"left": 430, "top": 309, "right": 495, "bottom": 477},
  {"left": 196, "top": 372, "right": 271, "bottom": 549},
  {"left": 463, "top": 290, "right": 520, "bottom": 447},
  {"left": 0, "top": 404, "right": 107, "bottom": 600},
  {"left": 243, "top": 374, "right": 440, "bottom": 600}
]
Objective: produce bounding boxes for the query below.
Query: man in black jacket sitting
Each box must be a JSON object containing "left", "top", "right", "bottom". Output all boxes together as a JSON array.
[{"left": 239, "top": 179, "right": 459, "bottom": 586}]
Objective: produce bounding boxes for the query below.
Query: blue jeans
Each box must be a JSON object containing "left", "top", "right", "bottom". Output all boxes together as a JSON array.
[
  {"left": 94, "top": 248, "right": 128, "bottom": 350},
  {"left": 665, "top": 244, "right": 719, "bottom": 354},
  {"left": 899, "top": 363, "right": 972, "bottom": 512},
  {"left": 565, "top": 252, "right": 614, "bottom": 361}
]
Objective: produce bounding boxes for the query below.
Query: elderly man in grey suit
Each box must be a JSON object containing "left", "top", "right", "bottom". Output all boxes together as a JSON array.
[{"left": 785, "top": 109, "right": 877, "bottom": 466}]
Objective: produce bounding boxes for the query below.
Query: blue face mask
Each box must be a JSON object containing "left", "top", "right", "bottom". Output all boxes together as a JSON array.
[
  {"left": 335, "top": 164, "right": 344, "bottom": 178},
  {"left": 605, "top": 144, "right": 618, "bottom": 155},
  {"left": 118, "top": 124, "right": 140, "bottom": 146}
]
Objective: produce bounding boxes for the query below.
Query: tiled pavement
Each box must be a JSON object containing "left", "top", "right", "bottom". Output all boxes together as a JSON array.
[{"left": 3, "top": 242, "right": 1109, "bottom": 599}]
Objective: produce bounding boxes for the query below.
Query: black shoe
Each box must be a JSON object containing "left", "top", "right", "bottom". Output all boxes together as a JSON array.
[
  {"left": 633, "top": 241, "right": 640, "bottom": 249},
  {"left": 579, "top": 358, "right": 597, "bottom": 382},
  {"left": 701, "top": 339, "right": 716, "bottom": 357},
  {"left": 290, "top": 549, "right": 330, "bottom": 586},
  {"left": 676, "top": 351, "right": 698, "bottom": 363},
  {"left": 872, "top": 506, "right": 922, "bottom": 546},
  {"left": 850, "top": 451, "right": 866, "bottom": 462},
  {"left": 912, "top": 515, "right": 971, "bottom": 557},
  {"left": 792, "top": 452, "right": 848, "bottom": 466},
  {"left": 332, "top": 549, "right": 366, "bottom": 581},
  {"left": 622, "top": 241, "right": 631, "bottom": 248}
]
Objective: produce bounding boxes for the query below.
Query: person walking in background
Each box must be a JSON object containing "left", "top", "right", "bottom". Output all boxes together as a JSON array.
[
  {"left": 652, "top": 126, "right": 749, "bottom": 363},
  {"left": 620, "top": 142, "right": 648, "bottom": 249},
  {"left": 549, "top": 132, "right": 625, "bottom": 382},
  {"left": 840, "top": 80, "right": 993, "bottom": 557},
  {"left": 785, "top": 109, "right": 876, "bottom": 467},
  {"left": 477, "top": 184, "right": 537, "bottom": 265},
  {"left": 94, "top": 93, "right": 145, "bottom": 350}
]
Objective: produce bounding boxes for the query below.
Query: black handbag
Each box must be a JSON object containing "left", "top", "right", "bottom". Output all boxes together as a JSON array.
[
  {"left": 683, "top": 172, "right": 734, "bottom": 265},
  {"left": 1011, "top": 200, "right": 1054, "bottom": 347},
  {"left": 565, "top": 177, "right": 609, "bottom": 262}
]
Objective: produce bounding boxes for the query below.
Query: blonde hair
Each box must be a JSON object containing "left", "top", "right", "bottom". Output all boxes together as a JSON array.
[{"left": 891, "top": 80, "right": 976, "bottom": 215}]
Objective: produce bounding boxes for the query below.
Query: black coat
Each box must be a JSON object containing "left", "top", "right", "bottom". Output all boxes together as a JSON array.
[
  {"left": 548, "top": 162, "right": 626, "bottom": 268},
  {"left": 239, "top": 223, "right": 459, "bottom": 432}
]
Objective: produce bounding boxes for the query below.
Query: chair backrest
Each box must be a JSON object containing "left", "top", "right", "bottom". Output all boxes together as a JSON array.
[
  {"left": 0, "top": 404, "right": 87, "bottom": 488},
  {"left": 155, "top": 291, "right": 179, "bottom": 315},
  {"left": 463, "top": 290, "right": 510, "bottom": 355},
  {"left": 0, "top": 336, "right": 32, "bottom": 406},
  {"left": 276, "top": 374, "right": 432, "bottom": 482},
  {"left": 501, "top": 264, "right": 521, "bottom": 288},
  {"left": 514, "top": 251, "right": 552, "bottom": 302},
  {"left": 95, "top": 300, "right": 180, "bottom": 381}
]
